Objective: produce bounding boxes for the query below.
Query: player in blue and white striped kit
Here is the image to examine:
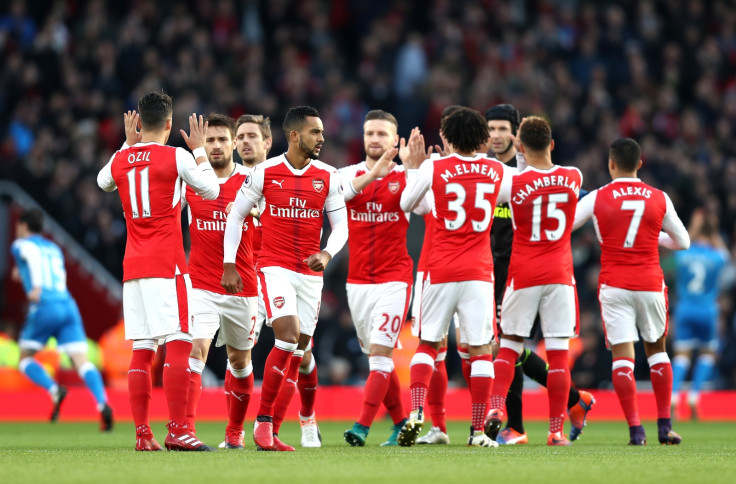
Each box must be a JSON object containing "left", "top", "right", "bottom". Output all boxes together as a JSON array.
[
  {"left": 11, "top": 208, "right": 113, "bottom": 430},
  {"left": 671, "top": 210, "right": 730, "bottom": 419}
]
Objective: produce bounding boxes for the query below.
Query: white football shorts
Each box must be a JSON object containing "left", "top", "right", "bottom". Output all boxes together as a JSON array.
[
  {"left": 412, "top": 271, "right": 460, "bottom": 341},
  {"left": 189, "top": 288, "right": 257, "bottom": 350},
  {"left": 419, "top": 277, "right": 495, "bottom": 346},
  {"left": 598, "top": 283, "right": 668, "bottom": 345},
  {"left": 347, "top": 281, "right": 411, "bottom": 354},
  {"left": 123, "top": 275, "right": 191, "bottom": 340},
  {"left": 501, "top": 282, "right": 578, "bottom": 338},
  {"left": 257, "top": 266, "right": 323, "bottom": 337}
]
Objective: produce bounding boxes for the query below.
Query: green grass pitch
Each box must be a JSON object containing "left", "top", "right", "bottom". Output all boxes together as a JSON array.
[{"left": 1, "top": 420, "right": 735, "bottom": 483}]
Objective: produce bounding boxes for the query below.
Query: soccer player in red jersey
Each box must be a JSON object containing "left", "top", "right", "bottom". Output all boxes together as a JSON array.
[
  {"left": 222, "top": 106, "right": 348, "bottom": 451},
  {"left": 485, "top": 104, "right": 595, "bottom": 445},
  {"left": 182, "top": 114, "right": 257, "bottom": 449},
  {"left": 400, "top": 107, "right": 515, "bottom": 448},
  {"left": 486, "top": 116, "right": 582, "bottom": 446},
  {"left": 573, "top": 138, "right": 689, "bottom": 445},
  {"left": 97, "top": 92, "right": 219, "bottom": 451},
  {"left": 235, "top": 114, "right": 323, "bottom": 448},
  {"left": 340, "top": 110, "right": 413, "bottom": 447}
]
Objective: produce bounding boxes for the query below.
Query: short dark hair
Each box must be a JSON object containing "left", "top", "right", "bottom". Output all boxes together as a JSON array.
[
  {"left": 19, "top": 208, "right": 43, "bottom": 233},
  {"left": 609, "top": 138, "right": 642, "bottom": 172},
  {"left": 138, "top": 92, "right": 173, "bottom": 131},
  {"left": 206, "top": 114, "right": 235, "bottom": 139},
  {"left": 364, "top": 110, "right": 398, "bottom": 129},
  {"left": 236, "top": 114, "right": 272, "bottom": 141},
  {"left": 485, "top": 104, "right": 521, "bottom": 134},
  {"left": 518, "top": 116, "right": 552, "bottom": 152},
  {"left": 283, "top": 106, "right": 320, "bottom": 135},
  {"left": 442, "top": 108, "right": 490, "bottom": 154},
  {"left": 440, "top": 105, "right": 464, "bottom": 135}
]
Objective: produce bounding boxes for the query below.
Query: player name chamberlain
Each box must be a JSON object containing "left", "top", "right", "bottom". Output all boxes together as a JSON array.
[
  {"left": 349, "top": 209, "right": 401, "bottom": 222},
  {"left": 512, "top": 175, "right": 580, "bottom": 204}
]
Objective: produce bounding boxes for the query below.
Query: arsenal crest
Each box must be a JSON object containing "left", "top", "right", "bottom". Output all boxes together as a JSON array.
[
  {"left": 388, "top": 181, "right": 400, "bottom": 194},
  {"left": 313, "top": 178, "right": 324, "bottom": 192},
  {"left": 273, "top": 296, "right": 285, "bottom": 309}
]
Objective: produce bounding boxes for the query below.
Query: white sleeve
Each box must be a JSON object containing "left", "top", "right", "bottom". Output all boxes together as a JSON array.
[
  {"left": 17, "top": 241, "right": 43, "bottom": 288},
  {"left": 323, "top": 206, "right": 349, "bottom": 257},
  {"left": 573, "top": 190, "right": 597, "bottom": 230},
  {"left": 325, "top": 169, "right": 348, "bottom": 212},
  {"left": 223, "top": 170, "right": 263, "bottom": 263},
  {"left": 515, "top": 152, "right": 527, "bottom": 172},
  {"left": 180, "top": 180, "right": 189, "bottom": 208},
  {"left": 176, "top": 148, "right": 219, "bottom": 200},
  {"left": 659, "top": 193, "right": 690, "bottom": 250},
  {"left": 400, "top": 162, "right": 433, "bottom": 212},
  {"left": 496, "top": 163, "right": 517, "bottom": 204},
  {"left": 338, "top": 166, "right": 359, "bottom": 202},
  {"left": 97, "top": 153, "right": 118, "bottom": 192}
]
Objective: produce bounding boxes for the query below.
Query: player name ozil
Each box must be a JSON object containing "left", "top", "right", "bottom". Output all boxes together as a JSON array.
[
  {"left": 512, "top": 175, "right": 580, "bottom": 204},
  {"left": 440, "top": 163, "right": 501, "bottom": 183}
]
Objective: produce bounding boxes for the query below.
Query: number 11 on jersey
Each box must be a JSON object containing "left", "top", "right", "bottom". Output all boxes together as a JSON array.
[{"left": 127, "top": 166, "right": 151, "bottom": 219}]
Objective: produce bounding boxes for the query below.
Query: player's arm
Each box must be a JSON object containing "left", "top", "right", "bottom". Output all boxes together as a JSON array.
[
  {"left": 221, "top": 171, "right": 262, "bottom": 293},
  {"left": 496, "top": 163, "right": 518, "bottom": 204},
  {"left": 344, "top": 148, "right": 398, "bottom": 201},
  {"left": 177, "top": 113, "right": 219, "bottom": 200},
  {"left": 305, "top": 170, "right": 348, "bottom": 271},
  {"left": 658, "top": 193, "right": 690, "bottom": 250},
  {"left": 15, "top": 242, "right": 42, "bottom": 302},
  {"left": 572, "top": 190, "right": 597, "bottom": 230},
  {"left": 400, "top": 157, "right": 433, "bottom": 212}
]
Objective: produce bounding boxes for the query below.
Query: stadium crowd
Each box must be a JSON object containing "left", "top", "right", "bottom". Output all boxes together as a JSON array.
[{"left": 2, "top": 0, "right": 736, "bottom": 390}]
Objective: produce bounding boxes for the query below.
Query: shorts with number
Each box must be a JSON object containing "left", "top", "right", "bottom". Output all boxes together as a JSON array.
[
  {"left": 257, "top": 266, "right": 323, "bottom": 337},
  {"left": 190, "top": 288, "right": 257, "bottom": 350},
  {"left": 123, "top": 275, "right": 191, "bottom": 340},
  {"left": 599, "top": 284, "right": 667, "bottom": 345},
  {"left": 19, "top": 298, "right": 88, "bottom": 354},
  {"left": 412, "top": 271, "right": 461, "bottom": 341},
  {"left": 501, "top": 282, "right": 578, "bottom": 338},
  {"left": 419, "top": 278, "right": 495, "bottom": 346},
  {"left": 347, "top": 281, "right": 411, "bottom": 354},
  {"left": 673, "top": 302, "right": 718, "bottom": 351}
]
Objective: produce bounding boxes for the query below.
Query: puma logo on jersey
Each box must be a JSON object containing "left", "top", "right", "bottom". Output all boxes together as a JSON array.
[
  {"left": 272, "top": 179, "right": 284, "bottom": 189},
  {"left": 616, "top": 370, "right": 633, "bottom": 381}
]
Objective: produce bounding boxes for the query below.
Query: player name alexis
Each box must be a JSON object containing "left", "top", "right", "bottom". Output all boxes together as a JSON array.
[
  {"left": 611, "top": 185, "right": 652, "bottom": 198},
  {"left": 512, "top": 175, "right": 580, "bottom": 204}
]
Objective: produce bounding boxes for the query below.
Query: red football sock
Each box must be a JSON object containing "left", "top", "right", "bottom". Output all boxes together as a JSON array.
[
  {"left": 272, "top": 352, "right": 303, "bottom": 433},
  {"left": 357, "top": 370, "right": 392, "bottom": 427},
  {"left": 128, "top": 349, "right": 155, "bottom": 429},
  {"left": 163, "top": 340, "right": 193, "bottom": 426},
  {"left": 383, "top": 369, "right": 406, "bottom": 424},
  {"left": 257, "top": 342, "right": 296, "bottom": 416},
  {"left": 186, "top": 357, "right": 204, "bottom": 433},
  {"left": 458, "top": 347, "right": 472, "bottom": 391},
  {"left": 612, "top": 358, "right": 640, "bottom": 427},
  {"left": 409, "top": 344, "right": 438, "bottom": 411},
  {"left": 428, "top": 356, "right": 448, "bottom": 433},
  {"left": 227, "top": 367, "right": 254, "bottom": 433},
  {"left": 649, "top": 359, "right": 673, "bottom": 420},
  {"left": 470, "top": 354, "right": 494, "bottom": 432},
  {"left": 224, "top": 369, "right": 232, "bottom": 415},
  {"left": 297, "top": 361, "right": 318, "bottom": 417},
  {"left": 490, "top": 347, "right": 519, "bottom": 412},
  {"left": 546, "top": 349, "right": 570, "bottom": 434}
]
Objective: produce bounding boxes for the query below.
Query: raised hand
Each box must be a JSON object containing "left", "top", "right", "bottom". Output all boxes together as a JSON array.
[
  {"left": 123, "top": 110, "right": 142, "bottom": 146},
  {"left": 180, "top": 113, "right": 208, "bottom": 151},
  {"left": 399, "top": 127, "right": 420, "bottom": 164},
  {"left": 369, "top": 147, "right": 398, "bottom": 179}
]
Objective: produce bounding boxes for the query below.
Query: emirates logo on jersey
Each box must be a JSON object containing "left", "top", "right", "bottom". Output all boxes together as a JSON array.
[
  {"left": 312, "top": 179, "right": 324, "bottom": 192},
  {"left": 273, "top": 296, "right": 285, "bottom": 309},
  {"left": 387, "top": 181, "right": 400, "bottom": 194}
]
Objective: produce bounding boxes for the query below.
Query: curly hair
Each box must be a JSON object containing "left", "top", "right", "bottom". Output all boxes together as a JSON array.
[{"left": 441, "top": 107, "right": 489, "bottom": 154}]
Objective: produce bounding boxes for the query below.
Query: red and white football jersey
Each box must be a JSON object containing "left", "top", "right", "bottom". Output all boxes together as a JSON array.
[
  {"left": 585, "top": 178, "right": 671, "bottom": 291},
  {"left": 339, "top": 162, "right": 412, "bottom": 284},
  {"left": 403, "top": 154, "right": 510, "bottom": 283},
  {"left": 508, "top": 165, "right": 582, "bottom": 289},
  {"left": 237, "top": 154, "right": 345, "bottom": 276},
  {"left": 98, "top": 142, "right": 218, "bottom": 281},
  {"left": 184, "top": 164, "right": 257, "bottom": 297},
  {"left": 416, "top": 214, "right": 434, "bottom": 273}
]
